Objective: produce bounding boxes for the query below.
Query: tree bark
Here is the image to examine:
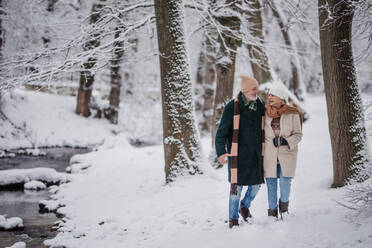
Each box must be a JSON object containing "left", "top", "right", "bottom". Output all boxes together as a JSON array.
[
  {"left": 76, "top": 0, "right": 105, "bottom": 117},
  {"left": 211, "top": 0, "right": 241, "bottom": 146},
  {"left": 0, "top": 0, "right": 3, "bottom": 62},
  {"left": 194, "top": 43, "right": 205, "bottom": 113},
  {"left": 245, "top": 0, "right": 272, "bottom": 84},
  {"left": 154, "top": 0, "right": 202, "bottom": 183},
  {"left": 200, "top": 33, "right": 216, "bottom": 133},
  {"left": 271, "top": 1, "right": 304, "bottom": 101},
  {"left": 319, "top": 0, "right": 370, "bottom": 187},
  {"left": 104, "top": 26, "right": 124, "bottom": 124}
]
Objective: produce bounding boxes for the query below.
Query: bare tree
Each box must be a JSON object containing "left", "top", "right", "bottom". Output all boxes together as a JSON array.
[
  {"left": 154, "top": 0, "right": 202, "bottom": 182},
  {"left": 0, "top": 0, "right": 3, "bottom": 61},
  {"left": 104, "top": 24, "right": 124, "bottom": 124},
  {"left": 200, "top": 31, "right": 217, "bottom": 133},
  {"left": 319, "top": 0, "right": 371, "bottom": 187},
  {"left": 76, "top": 0, "right": 106, "bottom": 117},
  {"left": 194, "top": 43, "right": 205, "bottom": 115},
  {"left": 269, "top": 0, "right": 305, "bottom": 101},
  {"left": 211, "top": 0, "right": 242, "bottom": 146},
  {"left": 245, "top": 0, "right": 272, "bottom": 84}
]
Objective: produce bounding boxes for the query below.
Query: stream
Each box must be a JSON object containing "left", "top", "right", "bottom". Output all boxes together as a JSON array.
[{"left": 0, "top": 147, "right": 89, "bottom": 247}]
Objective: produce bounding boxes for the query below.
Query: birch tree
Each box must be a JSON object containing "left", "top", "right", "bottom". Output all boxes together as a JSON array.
[
  {"left": 154, "top": 0, "right": 202, "bottom": 182},
  {"left": 318, "top": 0, "right": 371, "bottom": 187}
]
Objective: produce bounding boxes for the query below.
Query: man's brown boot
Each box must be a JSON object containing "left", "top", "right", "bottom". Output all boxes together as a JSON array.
[
  {"left": 229, "top": 219, "right": 239, "bottom": 228},
  {"left": 268, "top": 208, "right": 278, "bottom": 218},
  {"left": 239, "top": 207, "right": 252, "bottom": 222}
]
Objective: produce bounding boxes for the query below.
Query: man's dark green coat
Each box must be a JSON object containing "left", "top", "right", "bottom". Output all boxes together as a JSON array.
[{"left": 215, "top": 92, "right": 265, "bottom": 185}]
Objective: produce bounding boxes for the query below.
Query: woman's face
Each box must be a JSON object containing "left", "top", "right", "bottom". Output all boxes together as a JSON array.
[{"left": 268, "top": 94, "right": 283, "bottom": 106}]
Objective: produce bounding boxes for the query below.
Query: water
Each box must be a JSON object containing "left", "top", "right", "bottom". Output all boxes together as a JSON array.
[
  {"left": 0, "top": 147, "right": 90, "bottom": 172},
  {"left": 0, "top": 147, "right": 89, "bottom": 247}
]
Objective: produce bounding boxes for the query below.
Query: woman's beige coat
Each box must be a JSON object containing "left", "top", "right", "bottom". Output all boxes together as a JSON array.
[{"left": 264, "top": 112, "right": 302, "bottom": 178}]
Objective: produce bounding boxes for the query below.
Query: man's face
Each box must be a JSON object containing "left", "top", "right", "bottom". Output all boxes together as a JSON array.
[{"left": 243, "top": 86, "right": 259, "bottom": 99}]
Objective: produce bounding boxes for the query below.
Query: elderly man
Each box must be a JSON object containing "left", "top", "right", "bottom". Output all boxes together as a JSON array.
[{"left": 215, "top": 75, "right": 265, "bottom": 228}]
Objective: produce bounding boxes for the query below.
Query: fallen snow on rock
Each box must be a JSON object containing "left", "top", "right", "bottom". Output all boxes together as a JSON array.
[
  {"left": 0, "top": 215, "right": 24, "bottom": 230},
  {"left": 66, "top": 163, "right": 91, "bottom": 174},
  {"left": 17, "top": 148, "right": 47, "bottom": 156},
  {"left": 0, "top": 168, "right": 70, "bottom": 187},
  {"left": 39, "top": 199, "right": 61, "bottom": 213},
  {"left": 5, "top": 241, "right": 26, "bottom": 248},
  {"left": 24, "top": 180, "right": 47, "bottom": 190}
]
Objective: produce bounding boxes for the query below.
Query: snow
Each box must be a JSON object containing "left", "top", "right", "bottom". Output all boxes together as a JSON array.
[
  {"left": 43, "top": 95, "right": 372, "bottom": 248},
  {"left": 24, "top": 180, "right": 47, "bottom": 190},
  {"left": 5, "top": 242, "right": 26, "bottom": 248},
  {"left": 39, "top": 199, "right": 60, "bottom": 213},
  {"left": 0, "top": 89, "right": 118, "bottom": 149},
  {"left": 0, "top": 168, "right": 69, "bottom": 187},
  {"left": 0, "top": 215, "right": 24, "bottom": 230}
]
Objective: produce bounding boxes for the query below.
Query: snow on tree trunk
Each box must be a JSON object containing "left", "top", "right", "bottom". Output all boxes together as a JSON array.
[
  {"left": 271, "top": 1, "right": 305, "bottom": 102},
  {"left": 154, "top": 0, "right": 202, "bottom": 183},
  {"left": 104, "top": 25, "right": 124, "bottom": 124},
  {"left": 245, "top": 0, "right": 273, "bottom": 84},
  {"left": 76, "top": 0, "right": 105, "bottom": 117},
  {"left": 319, "top": 0, "right": 371, "bottom": 187},
  {"left": 211, "top": 0, "right": 241, "bottom": 146}
]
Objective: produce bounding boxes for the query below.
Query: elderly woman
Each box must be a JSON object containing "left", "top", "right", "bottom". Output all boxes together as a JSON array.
[{"left": 264, "top": 85, "right": 303, "bottom": 219}]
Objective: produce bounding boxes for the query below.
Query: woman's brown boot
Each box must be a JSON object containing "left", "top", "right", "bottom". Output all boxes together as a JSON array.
[{"left": 279, "top": 200, "right": 289, "bottom": 219}]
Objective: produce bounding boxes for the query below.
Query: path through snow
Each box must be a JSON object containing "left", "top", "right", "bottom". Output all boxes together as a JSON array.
[{"left": 45, "top": 96, "right": 372, "bottom": 248}]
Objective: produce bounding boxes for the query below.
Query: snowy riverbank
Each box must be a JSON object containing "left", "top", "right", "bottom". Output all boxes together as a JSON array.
[
  {"left": 43, "top": 95, "right": 372, "bottom": 248},
  {"left": 0, "top": 89, "right": 163, "bottom": 150}
]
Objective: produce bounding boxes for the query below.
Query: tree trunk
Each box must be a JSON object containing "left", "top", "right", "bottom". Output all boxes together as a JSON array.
[
  {"left": 271, "top": 1, "right": 304, "bottom": 101},
  {"left": 76, "top": 0, "right": 105, "bottom": 117},
  {"left": 211, "top": 0, "right": 241, "bottom": 146},
  {"left": 245, "top": 0, "right": 272, "bottom": 84},
  {"left": 154, "top": 0, "right": 202, "bottom": 183},
  {"left": 104, "top": 26, "right": 124, "bottom": 124},
  {"left": 200, "top": 33, "right": 216, "bottom": 133},
  {"left": 319, "top": 0, "right": 371, "bottom": 187},
  {"left": 0, "top": 0, "right": 3, "bottom": 62},
  {"left": 194, "top": 43, "right": 205, "bottom": 114},
  {"left": 122, "top": 37, "right": 137, "bottom": 96}
]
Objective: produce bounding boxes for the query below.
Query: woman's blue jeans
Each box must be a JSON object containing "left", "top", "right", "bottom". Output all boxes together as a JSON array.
[
  {"left": 228, "top": 184, "right": 261, "bottom": 221},
  {"left": 266, "top": 163, "right": 292, "bottom": 210}
]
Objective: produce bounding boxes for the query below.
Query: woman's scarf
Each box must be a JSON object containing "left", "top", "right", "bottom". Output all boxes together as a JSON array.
[{"left": 265, "top": 103, "right": 303, "bottom": 126}]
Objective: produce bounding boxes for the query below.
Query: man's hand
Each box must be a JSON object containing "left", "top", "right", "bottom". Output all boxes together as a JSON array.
[{"left": 218, "top": 153, "right": 231, "bottom": 164}]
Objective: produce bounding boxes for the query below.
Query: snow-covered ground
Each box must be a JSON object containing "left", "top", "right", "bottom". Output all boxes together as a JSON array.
[
  {"left": 0, "top": 89, "right": 117, "bottom": 149},
  {"left": 42, "top": 95, "right": 372, "bottom": 248},
  {"left": 0, "top": 88, "right": 163, "bottom": 150}
]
